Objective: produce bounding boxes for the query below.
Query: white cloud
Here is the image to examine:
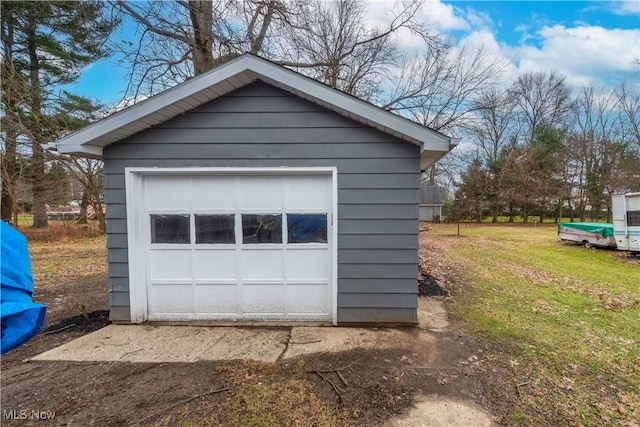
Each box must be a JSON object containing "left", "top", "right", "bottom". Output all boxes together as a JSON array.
[
  {"left": 456, "top": 30, "right": 519, "bottom": 82},
  {"left": 464, "top": 8, "right": 494, "bottom": 30},
  {"left": 516, "top": 25, "right": 640, "bottom": 88},
  {"left": 365, "top": 0, "right": 469, "bottom": 53},
  {"left": 366, "top": 0, "right": 638, "bottom": 92},
  {"left": 365, "top": 0, "right": 468, "bottom": 33},
  {"left": 610, "top": 0, "right": 640, "bottom": 15},
  {"left": 416, "top": 0, "right": 469, "bottom": 33},
  {"left": 459, "top": 29, "right": 501, "bottom": 53}
]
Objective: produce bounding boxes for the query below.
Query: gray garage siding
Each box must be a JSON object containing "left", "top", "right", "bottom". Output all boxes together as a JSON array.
[{"left": 104, "top": 81, "right": 420, "bottom": 324}]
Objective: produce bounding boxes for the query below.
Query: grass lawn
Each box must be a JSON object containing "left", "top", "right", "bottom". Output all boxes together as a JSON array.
[
  {"left": 433, "top": 223, "right": 639, "bottom": 426},
  {"left": 28, "top": 234, "right": 107, "bottom": 291}
]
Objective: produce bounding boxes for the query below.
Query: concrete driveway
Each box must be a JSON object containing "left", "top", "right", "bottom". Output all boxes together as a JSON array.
[
  {"left": 31, "top": 298, "right": 495, "bottom": 427},
  {"left": 32, "top": 299, "right": 448, "bottom": 364}
]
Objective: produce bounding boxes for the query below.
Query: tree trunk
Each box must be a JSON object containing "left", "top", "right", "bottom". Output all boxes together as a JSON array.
[
  {"left": 90, "top": 199, "right": 106, "bottom": 233},
  {"left": 86, "top": 178, "right": 106, "bottom": 233},
  {"left": 248, "top": 1, "right": 275, "bottom": 54},
  {"left": 188, "top": 0, "right": 213, "bottom": 75},
  {"left": 1, "top": 3, "right": 17, "bottom": 224},
  {"left": 426, "top": 165, "right": 436, "bottom": 185},
  {"left": 31, "top": 142, "right": 48, "bottom": 228},
  {"left": 606, "top": 192, "right": 613, "bottom": 223},
  {"left": 1, "top": 155, "right": 16, "bottom": 224},
  {"left": 77, "top": 190, "right": 88, "bottom": 224},
  {"left": 556, "top": 199, "right": 562, "bottom": 223},
  {"left": 27, "top": 7, "right": 47, "bottom": 228},
  {"left": 568, "top": 199, "right": 574, "bottom": 222}
]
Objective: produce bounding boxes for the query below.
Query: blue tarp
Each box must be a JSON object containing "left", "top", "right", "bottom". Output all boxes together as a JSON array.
[
  {"left": 287, "top": 214, "right": 327, "bottom": 242},
  {"left": 1, "top": 220, "right": 46, "bottom": 355}
]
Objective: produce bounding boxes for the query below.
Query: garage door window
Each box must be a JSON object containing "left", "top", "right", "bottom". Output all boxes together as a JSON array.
[
  {"left": 150, "top": 214, "right": 190, "bottom": 244},
  {"left": 287, "top": 214, "right": 327, "bottom": 243},
  {"left": 195, "top": 214, "right": 235, "bottom": 244},
  {"left": 242, "top": 214, "right": 282, "bottom": 244},
  {"left": 151, "top": 213, "right": 329, "bottom": 245}
]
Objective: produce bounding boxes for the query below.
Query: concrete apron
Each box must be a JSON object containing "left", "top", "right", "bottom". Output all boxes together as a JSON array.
[
  {"left": 32, "top": 298, "right": 449, "bottom": 364},
  {"left": 31, "top": 298, "right": 495, "bottom": 426}
]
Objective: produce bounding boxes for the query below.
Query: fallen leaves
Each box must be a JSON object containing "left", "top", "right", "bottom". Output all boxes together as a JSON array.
[
  {"left": 600, "top": 295, "right": 627, "bottom": 311},
  {"left": 532, "top": 299, "right": 552, "bottom": 314}
]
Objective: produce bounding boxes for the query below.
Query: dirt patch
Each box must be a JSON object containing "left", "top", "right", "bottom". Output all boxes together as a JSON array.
[
  {"left": 1, "top": 275, "right": 109, "bottom": 371},
  {"left": 613, "top": 250, "right": 640, "bottom": 264},
  {"left": 1, "top": 229, "right": 517, "bottom": 426},
  {"left": 418, "top": 275, "right": 448, "bottom": 297},
  {"left": 2, "top": 331, "right": 496, "bottom": 426}
]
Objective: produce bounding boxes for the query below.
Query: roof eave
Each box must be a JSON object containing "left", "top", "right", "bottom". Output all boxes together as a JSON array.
[
  {"left": 55, "top": 143, "right": 103, "bottom": 158},
  {"left": 54, "top": 54, "right": 455, "bottom": 157},
  {"left": 55, "top": 55, "right": 260, "bottom": 153}
]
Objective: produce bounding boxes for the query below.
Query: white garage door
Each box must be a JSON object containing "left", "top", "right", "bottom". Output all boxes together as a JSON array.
[{"left": 126, "top": 168, "right": 336, "bottom": 323}]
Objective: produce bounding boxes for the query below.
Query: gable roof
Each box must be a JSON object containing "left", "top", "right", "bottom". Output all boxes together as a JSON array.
[{"left": 53, "top": 54, "right": 456, "bottom": 169}]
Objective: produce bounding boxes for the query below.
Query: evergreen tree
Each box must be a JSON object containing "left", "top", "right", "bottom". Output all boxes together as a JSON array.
[
  {"left": 0, "top": 1, "right": 115, "bottom": 227},
  {"left": 453, "top": 158, "right": 490, "bottom": 222},
  {"left": 44, "top": 161, "right": 70, "bottom": 207}
]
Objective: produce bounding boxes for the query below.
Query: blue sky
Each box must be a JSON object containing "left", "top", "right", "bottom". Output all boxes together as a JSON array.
[
  {"left": 439, "top": 0, "right": 639, "bottom": 83},
  {"left": 63, "top": 0, "right": 640, "bottom": 108}
]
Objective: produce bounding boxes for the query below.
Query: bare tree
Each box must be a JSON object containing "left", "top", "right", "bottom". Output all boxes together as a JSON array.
[
  {"left": 112, "top": 0, "right": 510, "bottom": 211},
  {"left": 615, "top": 81, "right": 640, "bottom": 152},
  {"left": 384, "top": 41, "right": 509, "bottom": 134},
  {"left": 508, "top": 71, "right": 573, "bottom": 144},
  {"left": 281, "top": 0, "right": 428, "bottom": 100},
  {"left": 570, "top": 84, "right": 638, "bottom": 220},
  {"left": 468, "top": 89, "right": 518, "bottom": 165},
  {"left": 465, "top": 89, "right": 519, "bottom": 221},
  {"left": 1, "top": 1, "right": 21, "bottom": 224},
  {"left": 113, "top": 0, "right": 301, "bottom": 98},
  {"left": 113, "top": 0, "right": 507, "bottom": 138},
  {"left": 386, "top": 41, "right": 510, "bottom": 187},
  {"left": 60, "top": 157, "right": 106, "bottom": 232}
]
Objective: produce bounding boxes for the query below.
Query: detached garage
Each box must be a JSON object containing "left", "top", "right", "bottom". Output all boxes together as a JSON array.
[{"left": 53, "top": 54, "right": 454, "bottom": 325}]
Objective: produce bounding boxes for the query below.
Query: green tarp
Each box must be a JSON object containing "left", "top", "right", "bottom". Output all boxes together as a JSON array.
[{"left": 558, "top": 222, "right": 614, "bottom": 237}]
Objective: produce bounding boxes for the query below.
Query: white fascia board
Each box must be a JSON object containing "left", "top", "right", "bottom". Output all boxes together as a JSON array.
[
  {"left": 56, "top": 143, "right": 103, "bottom": 158},
  {"left": 55, "top": 56, "right": 259, "bottom": 154}
]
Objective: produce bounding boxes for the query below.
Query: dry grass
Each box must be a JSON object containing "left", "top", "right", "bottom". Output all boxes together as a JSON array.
[
  {"left": 28, "top": 235, "right": 107, "bottom": 291},
  {"left": 18, "top": 220, "right": 104, "bottom": 242},
  {"left": 12, "top": 217, "right": 107, "bottom": 291},
  {"left": 152, "top": 361, "right": 351, "bottom": 427}
]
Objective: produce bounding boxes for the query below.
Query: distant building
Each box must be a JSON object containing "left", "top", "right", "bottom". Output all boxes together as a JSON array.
[{"left": 419, "top": 185, "right": 444, "bottom": 222}]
